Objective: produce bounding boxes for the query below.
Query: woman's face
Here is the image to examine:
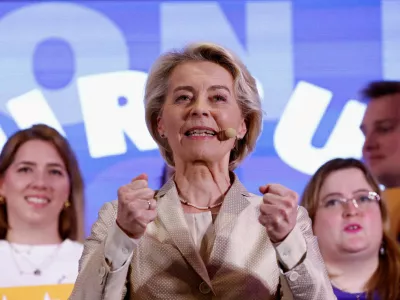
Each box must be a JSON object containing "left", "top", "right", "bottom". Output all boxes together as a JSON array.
[
  {"left": 157, "top": 61, "right": 247, "bottom": 167},
  {"left": 313, "top": 168, "right": 383, "bottom": 261},
  {"left": 0, "top": 139, "right": 70, "bottom": 230}
]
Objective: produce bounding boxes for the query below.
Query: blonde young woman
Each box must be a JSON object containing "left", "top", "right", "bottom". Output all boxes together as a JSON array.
[
  {"left": 0, "top": 124, "right": 85, "bottom": 287},
  {"left": 301, "top": 158, "right": 400, "bottom": 300},
  {"left": 71, "top": 42, "right": 335, "bottom": 299}
]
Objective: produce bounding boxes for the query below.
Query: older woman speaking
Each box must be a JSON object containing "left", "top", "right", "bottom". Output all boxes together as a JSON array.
[{"left": 70, "top": 43, "right": 335, "bottom": 299}]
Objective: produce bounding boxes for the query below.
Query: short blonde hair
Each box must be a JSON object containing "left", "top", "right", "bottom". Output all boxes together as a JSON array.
[{"left": 145, "top": 42, "right": 262, "bottom": 170}]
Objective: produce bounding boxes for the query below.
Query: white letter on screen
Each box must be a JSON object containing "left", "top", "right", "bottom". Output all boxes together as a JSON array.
[
  {"left": 274, "top": 81, "right": 366, "bottom": 175},
  {"left": 6, "top": 89, "right": 66, "bottom": 135},
  {"left": 0, "top": 126, "right": 9, "bottom": 152},
  {"left": 77, "top": 70, "right": 158, "bottom": 158}
]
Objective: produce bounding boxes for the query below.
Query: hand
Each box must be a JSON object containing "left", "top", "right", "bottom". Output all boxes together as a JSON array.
[
  {"left": 258, "top": 184, "right": 298, "bottom": 243},
  {"left": 116, "top": 174, "right": 157, "bottom": 239}
]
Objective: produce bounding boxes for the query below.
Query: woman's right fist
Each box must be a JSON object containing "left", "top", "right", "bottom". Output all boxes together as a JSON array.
[{"left": 116, "top": 174, "right": 157, "bottom": 239}]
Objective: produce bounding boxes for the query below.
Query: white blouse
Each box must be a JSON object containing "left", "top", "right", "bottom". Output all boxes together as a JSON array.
[
  {"left": 184, "top": 211, "right": 216, "bottom": 262},
  {"left": 0, "top": 239, "right": 83, "bottom": 288}
]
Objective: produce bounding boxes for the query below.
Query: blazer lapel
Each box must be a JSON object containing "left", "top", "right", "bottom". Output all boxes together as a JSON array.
[
  {"left": 156, "top": 179, "right": 212, "bottom": 287},
  {"left": 207, "top": 174, "right": 250, "bottom": 277}
]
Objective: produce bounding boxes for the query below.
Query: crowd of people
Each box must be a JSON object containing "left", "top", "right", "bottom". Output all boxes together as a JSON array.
[{"left": 0, "top": 43, "right": 399, "bottom": 300}]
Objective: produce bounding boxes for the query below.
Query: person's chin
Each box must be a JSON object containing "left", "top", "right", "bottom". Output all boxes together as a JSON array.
[
  {"left": 342, "top": 241, "right": 369, "bottom": 254},
  {"left": 367, "top": 158, "right": 386, "bottom": 172},
  {"left": 26, "top": 205, "right": 54, "bottom": 216},
  {"left": 185, "top": 149, "right": 223, "bottom": 162},
  {"left": 24, "top": 215, "right": 49, "bottom": 226}
]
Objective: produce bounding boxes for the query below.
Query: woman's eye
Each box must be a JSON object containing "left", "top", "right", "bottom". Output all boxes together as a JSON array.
[
  {"left": 17, "top": 167, "right": 31, "bottom": 173},
  {"left": 358, "top": 195, "right": 372, "bottom": 202},
  {"left": 213, "top": 94, "right": 227, "bottom": 102},
  {"left": 325, "top": 199, "right": 340, "bottom": 207},
  {"left": 176, "top": 95, "right": 191, "bottom": 102},
  {"left": 50, "top": 169, "right": 63, "bottom": 176}
]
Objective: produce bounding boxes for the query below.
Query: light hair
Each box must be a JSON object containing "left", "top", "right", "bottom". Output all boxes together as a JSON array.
[
  {"left": 0, "top": 124, "right": 85, "bottom": 242},
  {"left": 300, "top": 158, "right": 400, "bottom": 300},
  {"left": 144, "top": 42, "right": 263, "bottom": 170}
]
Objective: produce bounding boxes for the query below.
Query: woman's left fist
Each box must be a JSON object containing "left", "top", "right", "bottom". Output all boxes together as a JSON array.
[{"left": 258, "top": 183, "right": 298, "bottom": 243}]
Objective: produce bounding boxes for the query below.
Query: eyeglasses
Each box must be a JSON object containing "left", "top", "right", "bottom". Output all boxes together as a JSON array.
[{"left": 320, "top": 191, "right": 381, "bottom": 210}]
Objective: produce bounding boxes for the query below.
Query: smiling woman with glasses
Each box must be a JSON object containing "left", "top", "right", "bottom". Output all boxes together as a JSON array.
[{"left": 300, "top": 158, "right": 400, "bottom": 300}]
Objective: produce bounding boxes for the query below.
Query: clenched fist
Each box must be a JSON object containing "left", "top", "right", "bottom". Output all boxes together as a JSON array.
[
  {"left": 116, "top": 174, "right": 157, "bottom": 239},
  {"left": 258, "top": 184, "right": 298, "bottom": 243}
]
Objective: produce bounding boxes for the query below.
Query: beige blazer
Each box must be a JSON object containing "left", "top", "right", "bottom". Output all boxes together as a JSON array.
[{"left": 70, "top": 176, "right": 335, "bottom": 300}]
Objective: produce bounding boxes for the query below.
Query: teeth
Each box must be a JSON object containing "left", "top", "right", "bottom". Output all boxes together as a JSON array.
[
  {"left": 186, "top": 130, "right": 215, "bottom": 136},
  {"left": 348, "top": 225, "right": 359, "bottom": 230},
  {"left": 26, "top": 197, "right": 48, "bottom": 204}
]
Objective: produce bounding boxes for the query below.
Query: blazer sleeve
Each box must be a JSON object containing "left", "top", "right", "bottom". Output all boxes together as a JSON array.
[
  {"left": 69, "top": 201, "right": 137, "bottom": 300},
  {"left": 275, "top": 206, "right": 336, "bottom": 300}
]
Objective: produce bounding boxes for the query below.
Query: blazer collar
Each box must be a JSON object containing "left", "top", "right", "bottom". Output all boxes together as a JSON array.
[{"left": 207, "top": 173, "right": 250, "bottom": 278}]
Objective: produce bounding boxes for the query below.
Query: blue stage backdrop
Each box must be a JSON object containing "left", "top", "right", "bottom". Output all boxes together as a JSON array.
[{"left": 0, "top": 0, "right": 399, "bottom": 234}]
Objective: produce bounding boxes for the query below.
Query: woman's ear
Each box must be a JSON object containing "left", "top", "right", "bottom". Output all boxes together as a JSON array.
[
  {"left": 237, "top": 119, "right": 247, "bottom": 139},
  {"left": 157, "top": 116, "right": 166, "bottom": 138}
]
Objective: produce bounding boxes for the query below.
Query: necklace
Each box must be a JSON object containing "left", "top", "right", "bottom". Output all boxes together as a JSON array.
[
  {"left": 11, "top": 245, "right": 33, "bottom": 255},
  {"left": 179, "top": 198, "right": 224, "bottom": 210},
  {"left": 8, "top": 242, "right": 63, "bottom": 276}
]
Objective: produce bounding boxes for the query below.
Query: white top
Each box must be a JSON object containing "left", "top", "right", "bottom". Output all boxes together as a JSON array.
[
  {"left": 0, "top": 239, "right": 83, "bottom": 288},
  {"left": 184, "top": 212, "right": 215, "bottom": 262}
]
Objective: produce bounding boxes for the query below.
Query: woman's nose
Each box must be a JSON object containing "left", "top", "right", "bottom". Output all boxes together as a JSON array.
[
  {"left": 190, "top": 97, "right": 210, "bottom": 117},
  {"left": 31, "top": 173, "right": 48, "bottom": 190},
  {"left": 342, "top": 199, "right": 360, "bottom": 217}
]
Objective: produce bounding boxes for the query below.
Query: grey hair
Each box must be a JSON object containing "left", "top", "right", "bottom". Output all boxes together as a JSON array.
[{"left": 144, "top": 42, "right": 263, "bottom": 170}]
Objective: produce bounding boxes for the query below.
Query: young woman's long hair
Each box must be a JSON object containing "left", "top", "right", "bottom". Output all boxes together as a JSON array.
[
  {"left": 300, "top": 158, "right": 400, "bottom": 300},
  {"left": 0, "top": 124, "right": 85, "bottom": 242}
]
